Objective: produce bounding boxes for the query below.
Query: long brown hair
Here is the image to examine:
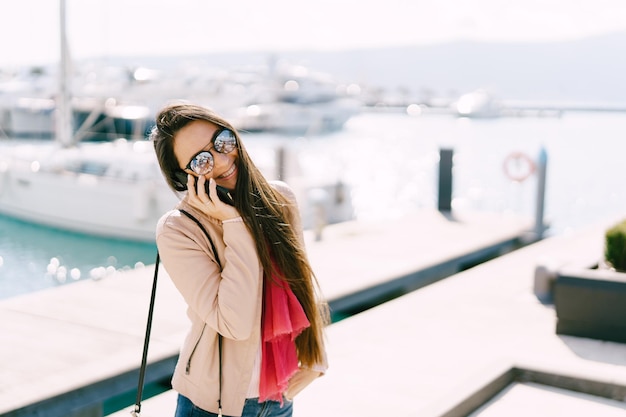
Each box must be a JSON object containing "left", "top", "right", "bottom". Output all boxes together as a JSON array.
[{"left": 150, "top": 102, "right": 328, "bottom": 366}]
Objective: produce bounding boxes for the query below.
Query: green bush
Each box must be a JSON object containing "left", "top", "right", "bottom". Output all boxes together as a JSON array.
[{"left": 605, "top": 219, "right": 626, "bottom": 272}]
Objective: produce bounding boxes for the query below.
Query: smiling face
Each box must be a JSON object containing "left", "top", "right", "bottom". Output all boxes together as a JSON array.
[{"left": 173, "top": 119, "right": 239, "bottom": 191}]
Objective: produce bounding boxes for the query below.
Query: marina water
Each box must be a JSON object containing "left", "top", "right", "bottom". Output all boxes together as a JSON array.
[{"left": 1, "top": 110, "right": 625, "bottom": 300}]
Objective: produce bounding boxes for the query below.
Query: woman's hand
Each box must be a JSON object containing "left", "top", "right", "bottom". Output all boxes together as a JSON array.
[
  {"left": 186, "top": 174, "right": 240, "bottom": 221},
  {"left": 284, "top": 368, "right": 322, "bottom": 400}
]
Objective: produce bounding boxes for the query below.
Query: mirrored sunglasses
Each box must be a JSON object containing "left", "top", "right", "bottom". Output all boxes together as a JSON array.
[{"left": 183, "top": 128, "right": 237, "bottom": 176}]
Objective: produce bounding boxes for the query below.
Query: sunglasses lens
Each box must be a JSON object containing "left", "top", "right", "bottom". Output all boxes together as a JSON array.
[
  {"left": 190, "top": 151, "right": 214, "bottom": 175},
  {"left": 214, "top": 130, "right": 237, "bottom": 153}
]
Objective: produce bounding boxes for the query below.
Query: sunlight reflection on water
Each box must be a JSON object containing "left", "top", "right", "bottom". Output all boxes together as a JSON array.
[
  {"left": 0, "top": 213, "right": 155, "bottom": 299},
  {"left": 281, "top": 111, "right": 626, "bottom": 236},
  {"left": 2, "top": 111, "right": 626, "bottom": 299}
]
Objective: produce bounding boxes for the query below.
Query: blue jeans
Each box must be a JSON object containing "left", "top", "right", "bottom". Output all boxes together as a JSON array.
[{"left": 175, "top": 394, "right": 293, "bottom": 417}]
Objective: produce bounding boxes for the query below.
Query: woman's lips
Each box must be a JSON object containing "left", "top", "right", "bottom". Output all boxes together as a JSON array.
[{"left": 218, "top": 163, "right": 237, "bottom": 180}]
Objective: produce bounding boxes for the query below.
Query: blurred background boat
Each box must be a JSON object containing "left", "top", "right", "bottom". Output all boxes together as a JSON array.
[
  {"left": 0, "top": 0, "right": 175, "bottom": 242},
  {"left": 228, "top": 62, "right": 361, "bottom": 134},
  {"left": 452, "top": 89, "right": 503, "bottom": 118},
  {"left": 3, "top": 0, "right": 626, "bottom": 300},
  {"left": 0, "top": 58, "right": 362, "bottom": 141},
  {"left": 0, "top": 0, "right": 355, "bottom": 243}
]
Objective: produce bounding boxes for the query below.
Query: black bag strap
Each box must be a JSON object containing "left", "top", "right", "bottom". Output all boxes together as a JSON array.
[
  {"left": 179, "top": 209, "right": 221, "bottom": 267},
  {"left": 133, "top": 209, "right": 223, "bottom": 417},
  {"left": 132, "top": 252, "right": 160, "bottom": 417}
]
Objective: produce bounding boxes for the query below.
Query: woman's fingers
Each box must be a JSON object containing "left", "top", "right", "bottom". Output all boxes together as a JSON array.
[
  {"left": 196, "top": 175, "right": 207, "bottom": 199},
  {"left": 186, "top": 174, "right": 195, "bottom": 194},
  {"left": 189, "top": 174, "right": 210, "bottom": 203},
  {"left": 186, "top": 174, "right": 209, "bottom": 211},
  {"left": 187, "top": 175, "right": 239, "bottom": 220}
]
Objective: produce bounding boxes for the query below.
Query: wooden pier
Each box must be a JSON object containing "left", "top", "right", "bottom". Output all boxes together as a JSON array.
[
  {"left": 0, "top": 209, "right": 568, "bottom": 417},
  {"left": 111, "top": 217, "right": 626, "bottom": 417}
]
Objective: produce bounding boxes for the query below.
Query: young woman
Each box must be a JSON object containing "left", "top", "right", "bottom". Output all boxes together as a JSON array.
[{"left": 150, "top": 102, "right": 328, "bottom": 417}]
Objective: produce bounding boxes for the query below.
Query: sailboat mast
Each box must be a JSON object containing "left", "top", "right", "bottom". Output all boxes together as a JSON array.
[{"left": 56, "top": 0, "right": 74, "bottom": 147}]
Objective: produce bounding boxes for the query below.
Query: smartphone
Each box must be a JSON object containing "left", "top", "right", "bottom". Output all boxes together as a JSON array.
[
  {"left": 212, "top": 183, "right": 235, "bottom": 206},
  {"left": 176, "top": 172, "right": 234, "bottom": 206}
]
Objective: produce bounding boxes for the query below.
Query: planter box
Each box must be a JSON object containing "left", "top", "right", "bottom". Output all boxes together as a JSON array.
[{"left": 554, "top": 267, "right": 626, "bottom": 343}]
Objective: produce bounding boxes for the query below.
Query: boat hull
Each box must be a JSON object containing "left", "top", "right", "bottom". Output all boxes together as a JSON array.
[{"left": 0, "top": 143, "right": 178, "bottom": 242}]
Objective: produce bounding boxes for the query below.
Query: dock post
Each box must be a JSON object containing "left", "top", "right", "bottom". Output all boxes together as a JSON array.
[
  {"left": 309, "top": 188, "right": 329, "bottom": 242},
  {"left": 534, "top": 147, "right": 548, "bottom": 239},
  {"left": 276, "top": 146, "right": 286, "bottom": 180},
  {"left": 438, "top": 148, "right": 453, "bottom": 212}
]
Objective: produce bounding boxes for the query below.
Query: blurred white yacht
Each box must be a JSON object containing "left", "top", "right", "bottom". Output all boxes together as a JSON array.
[
  {"left": 452, "top": 89, "right": 502, "bottom": 118},
  {"left": 0, "top": 1, "right": 354, "bottom": 242},
  {"left": 229, "top": 63, "right": 361, "bottom": 135},
  {"left": 0, "top": 140, "right": 180, "bottom": 241},
  {"left": 0, "top": 65, "right": 154, "bottom": 141},
  {"left": 0, "top": 1, "right": 177, "bottom": 241}
]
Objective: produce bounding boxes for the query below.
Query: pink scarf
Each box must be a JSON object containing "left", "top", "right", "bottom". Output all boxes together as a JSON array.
[{"left": 259, "top": 261, "right": 310, "bottom": 403}]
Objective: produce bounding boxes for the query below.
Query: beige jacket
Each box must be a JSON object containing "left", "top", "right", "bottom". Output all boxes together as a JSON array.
[{"left": 155, "top": 181, "right": 327, "bottom": 416}]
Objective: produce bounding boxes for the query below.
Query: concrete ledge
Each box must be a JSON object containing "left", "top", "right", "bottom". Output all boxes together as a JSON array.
[
  {"left": 329, "top": 234, "right": 522, "bottom": 319},
  {"left": 111, "top": 363, "right": 626, "bottom": 417},
  {"left": 8, "top": 357, "right": 176, "bottom": 417},
  {"left": 0, "top": 266, "right": 188, "bottom": 417},
  {"left": 424, "top": 364, "right": 626, "bottom": 417},
  {"left": 290, "top": 219, "right": 626, "bottom": 417},
  {"left": 420, "top": 361, "right": 515, "bottom": 417},
  {"left": 0, "top": 210, "right": 535, "bottom": 417},
  {"left": 108, "top": 390, "right": 178, "bottom": 417},
  {"left": 111, "top": 219, "right": 626, "bottom": 417}
]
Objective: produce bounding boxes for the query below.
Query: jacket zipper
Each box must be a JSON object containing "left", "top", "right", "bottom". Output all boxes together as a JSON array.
[{"left": 185, "top": 323, "right": 206, "bottom": 374}]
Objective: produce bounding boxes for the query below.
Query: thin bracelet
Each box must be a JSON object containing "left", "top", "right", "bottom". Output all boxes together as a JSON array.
[{"left": 222, "top": 216, "right": 244, "bottom": 224}]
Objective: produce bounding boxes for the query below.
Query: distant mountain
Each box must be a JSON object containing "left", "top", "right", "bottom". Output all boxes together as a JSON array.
[
  {"left": 102, "top": 32, "right": 626, "bottom": 105},
  {"left": 278, "top": 32, "right": 626, "bottom": 105}
]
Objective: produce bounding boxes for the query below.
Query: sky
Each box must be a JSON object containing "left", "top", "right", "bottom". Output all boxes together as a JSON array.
[{"left": 2, "top": 0, "right": 626, "bottom": 67}]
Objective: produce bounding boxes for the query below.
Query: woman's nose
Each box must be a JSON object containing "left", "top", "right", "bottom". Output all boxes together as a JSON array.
[{"left": 211, "top": 150, "right": 230, "bottom": 169}]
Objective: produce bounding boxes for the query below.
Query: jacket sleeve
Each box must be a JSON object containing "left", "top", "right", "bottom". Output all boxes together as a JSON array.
[{"left": 156, "top": 210, "right": 261, "bottom": 341}]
